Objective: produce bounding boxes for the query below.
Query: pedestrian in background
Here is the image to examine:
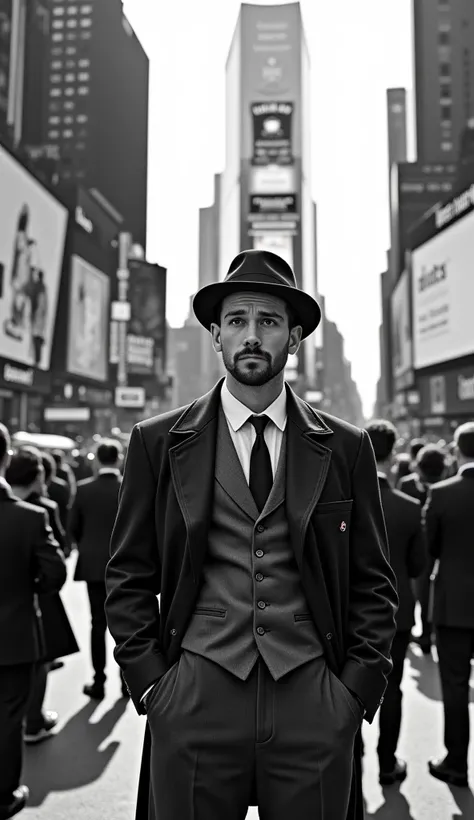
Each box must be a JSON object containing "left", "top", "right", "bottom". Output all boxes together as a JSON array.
[
  {"left": 424, "top": 421, "right": 474, "bottom": 787},
  {"left": 365, "top": 420, "right": 426, "bottom": 785},
  {"left": 70, "top": 439, "right": 124, "bottom": 700},
  {"left": 399, "top": 444, "right": 447, "bottom": 654},
  {"left": 0, "top": 423, "right": 66, "bottom": 820}
]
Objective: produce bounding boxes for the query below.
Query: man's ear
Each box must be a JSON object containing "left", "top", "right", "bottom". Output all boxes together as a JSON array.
[
  {"left": 288, "top": 325, "right": 303, "bottom": 355},
  {"left": 210, "top": 323, "right": 222, "bottom": 353}
]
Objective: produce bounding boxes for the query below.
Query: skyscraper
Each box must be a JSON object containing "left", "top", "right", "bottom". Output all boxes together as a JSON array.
[
  {"left": 28, "top": 0, "right": 149, "bottom": 248},
  {"left": 413, "top": 0, "right": 474, "bottom": 163}
]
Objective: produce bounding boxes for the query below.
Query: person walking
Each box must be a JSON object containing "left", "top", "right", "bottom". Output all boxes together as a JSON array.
[
  {"left": 399, "top": 444, "right": 447, "bottom": 654},
  {"left": 105, "top": 250, "right": 398, "bottom": 820},
  {"left": 424, "top": 421, "right": 474, "bottom": 787},
  {"left": 365, "top": 420, "right": 426, "bottom": 785},
  {"left": 0, "top": 424, "right": 66, "bottom": 820},
  {"left": 70, "top": 439, "right": 124, "bottom": 699}
]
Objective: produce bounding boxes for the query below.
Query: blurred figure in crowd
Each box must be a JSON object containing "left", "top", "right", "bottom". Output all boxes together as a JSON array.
[
  {"left": 366, "top": 420, "right": 426, "bottom": 786},
  {"left": 45, "top": 454, "right": 71, "bottom": 533},
  {"left": 408, "top": 438, "right": 426, "bottom": 473},
  {"left": 70, "top": 439, "right": 124, "bottom": 700},
  {"left": 51, "top": 449, "right": 76, "bottom": 505},
  {"left": 400, "top": 445, "right": 447, "bottom": 653},
  {"left": 6, "top": 448, "right": 78, "bottom": 746},
  {"left": 41, "top": 452, "right": 70, "bottom": 557},
  {"left": 0, "top": 423, "right": 66, "bottom": 820},
  {"left": 391, "top": 453, "right": 411, "bottom": 488},
  {"left": 424, "top": 421, "right": 474, "bottom": 787}
]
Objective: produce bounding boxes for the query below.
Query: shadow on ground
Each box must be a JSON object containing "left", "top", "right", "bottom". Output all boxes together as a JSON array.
[{"left": 23, "top": 697, "right": 128, "bottom": 806}]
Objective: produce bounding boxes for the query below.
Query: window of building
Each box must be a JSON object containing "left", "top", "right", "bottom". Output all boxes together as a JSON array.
[
  {"left": 63, "top": 101, "right": 75, "bottom": 110},
  {"left": 438, "top": 31, "right": 450, "bottom": 45},
  {"left": 78, "top": 58, "right": 90, "bottom": 67},
  {"left": 49, "top": 101, "right": 61, "bottom": 112},
  {"left": 440, "top": 84, "right": 451, "bottom": 99},
  {"left": 64, "top": 87, "right": 75, "bottom": 96},
  {"left": 65, "top": 46, "right": 77, "bottom": 55},
  {"left": 52, "top": 20, "right": 64, "bottom": 29},
  {"left": 78, "top": 72, "right": 89, "bottom": 81},
  {"left": 76, "top": 113, "right": 88, "bottom": 123},
  {"left": 80, "top": 31, "right": 91, "bottom": 39},
  {"left": 441, "top": 104, "right": 452, "bottom": 120},
  {"left": 48, "top": 116, "right": 61, "bottom": 124},
  {"left": 52, "top": 33, "right": 64, "bottom": 42},
  {"left": 81, "top": 4, "right": 93, "bottom": 12},
  {"left": 48, "top": 130, "right": 59, "bottom": 139},
  {"left": 66, "top": 33, "right": 77, "bottom": 40},
  {"left": 439, "top": 63, "right": 451, "bottom": 77},
  {"left": 67, "top": 5, "right": 79, "bottom": 13},
  {"left": 441, "top": 141, "right": 453, "bottom": 151},
  {"left": 52, "top": 6, "right": 65, "bottom": 15},
  {"left": 63, "top": 115, "right": 74, "bottom": 124},
  {"left": 51, "top": 60, "right": 63, "bottom": 69},
  {"left": 67, "top": 19, "right": 78, "bottom": 28},
  {"left": 51, "top": 47, "right": 64, "bottom": 56},
  {"left": 65, "top": 60, "right": 76, "bottom": 68},
  {"left": 63, "top": 129, "right": 74, "bottom": 138},
  {"left": 50, "top": 88, "right": 62, "bottom": 97},
  {"left": 78, "top": 86, "right": 89, "bottom": 95},
  {"left": 50, "top": 73, "right": 62, "bottom": 83},
  {"left": 65, "top": 72, "right": 75, "bottom": 81},
  {"left": 80, "top": 18, "right": 92, "bottom": 27}
]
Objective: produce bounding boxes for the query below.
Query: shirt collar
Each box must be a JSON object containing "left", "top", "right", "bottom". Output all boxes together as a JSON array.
[
  {"left": 377, "top": 471, "right": 388, "bottom": 480},
  {"left": 221, "top": 380, "right": 287, "bottom": 433},
  {"left": 98, "top": 468, "right": 121, "bottom": 476},
  {"left": 0, "top": 476, "right": 10, "bottom": 490},
  {"left": 459, "top": 462, "right": 474, "bottom": 475}
]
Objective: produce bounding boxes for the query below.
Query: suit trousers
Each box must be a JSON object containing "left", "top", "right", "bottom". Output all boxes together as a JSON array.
[
  {"left": 26, "top": 662, "right": 49, "bottom": 732},
  {"left": 146, "top": 649, "right": 362, "bottom": 820},
  {"left": 86, "top": 582, "right": 108, "bottom": 684},
  {"left": 436, "top": 625, "right": 474, "bottom": 772},
  {"left": 376, "top": 630, "right": 411, "bottom": 772},
  {"left": 0, "top": 663, "right": 34, "bottom": 804}
]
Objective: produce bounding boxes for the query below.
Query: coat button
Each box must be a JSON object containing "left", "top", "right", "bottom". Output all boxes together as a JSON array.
[
  {"left": 255, "top": 549, "right": 264, "bottom": 558},
  {"left": 257, "top": 524, "right": 265, "bottom": 533},
  {"left": 256, "top": 626, "right": 265, "bottom": 636},
  {"left": 170, "top": 628, "right": 177, "bottom": 636},
  {"left": 255, "top": 573, "right": 264, "bottom": 582},
  {"left": 380, "top": 696, "right": 384, "bottom": 704},
  {"left": 325, "top": 632, "right": 333, "bottom": 640},
  {"left": 257, "top": 601, "right": 266, "bottom": 609}
]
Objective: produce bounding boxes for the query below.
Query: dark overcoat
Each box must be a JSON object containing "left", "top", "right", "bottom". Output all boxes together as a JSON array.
[{"left": 105, "top": 380, "right": 398, "bottom": 820}]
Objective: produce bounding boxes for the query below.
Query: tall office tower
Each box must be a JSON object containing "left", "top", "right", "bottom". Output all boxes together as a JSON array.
[
  {"left": 29, "top": 0, "right": 149, "bottom": 248},
  {"left": 0, "top": 0, "right": 12, "bottom": 136},
  {"left": 414, "top": 0, "right": 474, "bottom": 163},
  {"left": 219, "top": 2, "right": 318, "bottom": 391}
]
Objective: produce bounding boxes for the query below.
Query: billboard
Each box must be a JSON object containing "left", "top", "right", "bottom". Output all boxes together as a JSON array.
[
  {"left": 128, "top": 261, "right": 167, "bottom": 376},
  {"left": 66, "top": 255, "right": 110, "bottom": 382},
  {"left": 412, "top": 209, "right": 474, "bottom": 369},
  {"left": 251, "top": 101, "right": 294, "bottom": 165},
  {"left": 253, "top": 234, "right": 293, "bottom": 270},
  {"left": 390, "top": 269, "right": 413, "bottom": 389},
  {"left": 0, "top": 145, "right": 68, "bottom": 370}
]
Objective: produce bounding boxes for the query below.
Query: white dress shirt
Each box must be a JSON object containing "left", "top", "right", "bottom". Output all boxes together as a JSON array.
[
  {"left": 0, "top": 476, "right": 10, "bottom": 491},
  {"left": 459, "top": 462, "right": 474, "bottom": 475},
  {"left": 220, "top": 380, "right": 287, "bottom": 483}
]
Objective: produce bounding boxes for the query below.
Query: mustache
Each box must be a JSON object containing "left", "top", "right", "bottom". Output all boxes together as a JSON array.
[{"left": 235, "top": 348, "right": 271, "bottom": 363}]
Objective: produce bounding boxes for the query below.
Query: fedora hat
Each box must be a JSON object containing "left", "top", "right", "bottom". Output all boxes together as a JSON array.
[{"left": 192, "top": 249, "right": 321, "bottom": 340}]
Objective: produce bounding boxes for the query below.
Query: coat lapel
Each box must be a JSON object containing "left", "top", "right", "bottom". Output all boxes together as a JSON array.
[
  {"left": 285, "top": 386, "right": 334, "bottom": 570},
  {"left": 215, "top": 405, "right": 258, "bottom": 520},
  {"left": 168, "top": 380, "right": 223, "bottom": 584}
]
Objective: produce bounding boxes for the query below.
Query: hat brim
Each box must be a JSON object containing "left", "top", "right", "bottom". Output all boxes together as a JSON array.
[{"left": 193, "top": 280, "right": 321, "bottom": 340}]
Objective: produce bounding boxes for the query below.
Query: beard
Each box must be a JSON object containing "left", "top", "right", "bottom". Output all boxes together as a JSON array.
[{"left": 222, "top": 342, "right": 289, "bottom": 386}]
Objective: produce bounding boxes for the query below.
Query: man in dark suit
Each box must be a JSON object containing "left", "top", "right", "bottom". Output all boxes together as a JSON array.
[
  {"left": 51, "top": 449, "right": 77, "bottom": 505},
  {"left": 0, "top": 424, "right": 66, "bottom": 820},
  {"left": 70, "top": 439, "right": 123, "bottom": 700},
  {"left": 424, "top": 421, "right": 474, "bottom": 787},
  {"left": 365, "top": 420, "right": 426, "bottom": 785},
  {"left": 399, "top": 445, "right": 446, "bottom": 653},
  {"left": 105, "top": 250, "right": 398, "bottom": 820}
]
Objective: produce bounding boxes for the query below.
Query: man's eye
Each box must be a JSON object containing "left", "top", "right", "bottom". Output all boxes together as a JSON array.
[
  {"left": 229, "top": 318, "right": 243, "bottom": 326},
  {"left": 262, "top": 318, "right": 275, "bottom": 326}
]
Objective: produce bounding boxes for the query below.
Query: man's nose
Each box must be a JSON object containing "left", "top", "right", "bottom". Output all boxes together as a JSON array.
[{"left": 243, "top": 331, "right": 261, "bottom": 348}]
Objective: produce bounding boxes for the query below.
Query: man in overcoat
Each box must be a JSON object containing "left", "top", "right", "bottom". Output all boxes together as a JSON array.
[{"left": 105, "top": 250, "right": 398, "bottom": 820}]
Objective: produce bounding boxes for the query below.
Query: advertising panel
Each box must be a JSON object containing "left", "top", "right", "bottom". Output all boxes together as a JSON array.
[
  {"left": 249, "top": 194, "right": 297, "bottom": 216},
  {"left": 249, "top": 165, "right": 295, "bottom": 194},
  {"left": 0, "top": 144, "right": 68, "bottom": 370},
  {"left": 418, "top": 364, "right": 474, "bottom": 417},
  {"left": 128, "top": 261, "right": 167, "bottom": 376},
  {"left": 66, "top": 255, "right": 110, "bottom": 382},
  {"left": 241, "top": 3, "right": 301, "bottom": 160},
  {"left": 253, "top": 234, "right": 293, "bottom": 270},
  {"left": 412, "top": 209, "right": 474, "bottom": 369},
  {"left": 251, "top": 101, "right": 294, "bottom": 165},
  {"left": 390, "top": 269, "right": 413, "bottom": 389}
]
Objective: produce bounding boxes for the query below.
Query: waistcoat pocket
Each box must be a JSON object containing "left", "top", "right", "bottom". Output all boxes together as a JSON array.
[
  {"left": 193, "top": 607, "right": 227, "bottom": 618},
  {"left": 294, "top": 613, "right": 312, "bottom": 622}
]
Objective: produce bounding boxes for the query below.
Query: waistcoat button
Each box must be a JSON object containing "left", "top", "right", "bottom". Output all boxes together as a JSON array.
[
  {"left": 325, "top": 632, "right": 333, "bottom": 640},
  {"left": 256, "top": 627, "right": 265, "bottom": 636},
  {"left": 255, "top": 573, "right": 264, "bottom": 582},
  {"left": 257, "top": 600, "right": 266, "bottom": 609},
  {"left": 255, "top": 549, "right": 264, "bottom": 558},
  {"left": 256, "top": 524, "right": 265, "bottom": 533},
  {"left": 170, "top": 628, "right": 177, "bottom": 636}
]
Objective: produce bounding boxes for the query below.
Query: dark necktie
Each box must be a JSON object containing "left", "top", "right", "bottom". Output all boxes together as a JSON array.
[{"left": 249, "top": 415, "right": 273, "bottom": 513}]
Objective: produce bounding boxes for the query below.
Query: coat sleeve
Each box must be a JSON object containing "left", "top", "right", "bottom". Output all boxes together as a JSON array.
[
  {"left": 105, "top": 424, "right": 170, "bottom": 713},
  {"left": 423, "top": 487, "right": 443, "bottom": 560},
  {"left": 340, "top": 430, "right": 398, "bottom": 722},
  {"left": 33, "top": 508, "right": 67, "bottom": 595}
]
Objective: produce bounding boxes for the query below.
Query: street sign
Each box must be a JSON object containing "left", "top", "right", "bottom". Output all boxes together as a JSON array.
[
  {"left": 111, "top": 301, "right": 131, "bottom": 321},
  {"left": 115, "top": 386, "right": 145, "bottom": 408}
]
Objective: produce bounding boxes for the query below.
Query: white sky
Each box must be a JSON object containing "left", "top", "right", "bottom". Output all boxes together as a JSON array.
[{"left": 122, "top": 0, "right": 415, "bottom": 416}]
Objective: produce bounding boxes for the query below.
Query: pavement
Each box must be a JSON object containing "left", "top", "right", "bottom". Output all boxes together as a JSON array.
[{"left": 21, "top": 559, "right": 474, "bottom": 820}]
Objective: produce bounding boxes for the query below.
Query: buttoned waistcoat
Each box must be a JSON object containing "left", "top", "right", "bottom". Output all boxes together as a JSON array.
[{"left": 180, "top": 406, "right": 324, "bottom": 679}]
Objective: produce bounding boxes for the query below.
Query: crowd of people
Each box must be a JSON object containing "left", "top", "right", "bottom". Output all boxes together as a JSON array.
[
  {"left": 0, "top": 425, "right": 125, "bottom": 820},
  {"left": 0, "top": 411, "right": 473, "bottom": 819}
]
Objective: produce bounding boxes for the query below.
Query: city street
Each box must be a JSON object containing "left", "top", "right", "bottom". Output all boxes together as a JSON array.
[{"left": 22, "top": 558, "right": 474, "bottom": 820}]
